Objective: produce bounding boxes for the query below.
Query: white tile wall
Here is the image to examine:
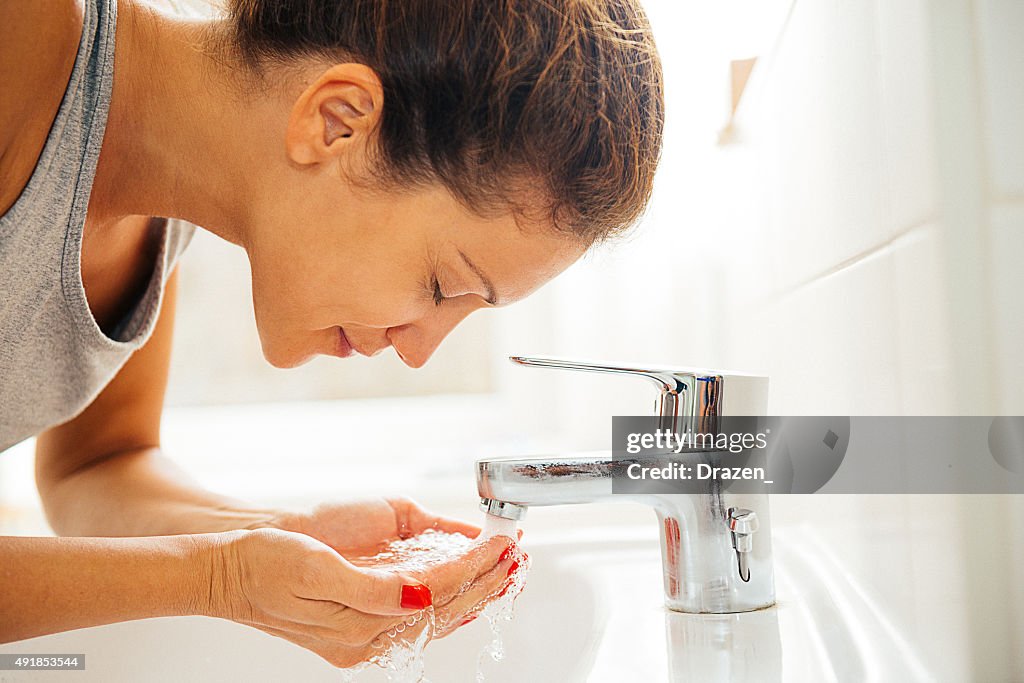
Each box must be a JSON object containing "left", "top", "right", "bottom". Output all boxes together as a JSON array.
[
  {"left": 722, "top": 0, "right": 967, "bottom": 415},
  {"left": 989, "top": 204, "right": 1024, "bottom": 412},
  {"left": 725, "top": 0, "right": 1021, "bottom": 415},
  {"left": 872, "top": 0, "right": 938, "bottom": 232},
  {"left": 748, "top": 249, "right": 903, "bottom": 414},
  {"left": 890, "top": 227, "right": 957, "bottom": 413},
  {"left": 736, "top": 0, "right": 893, "bottom": 295},
  {"left": 975, "top": 0, "right": 1024, "bottom": 200}
]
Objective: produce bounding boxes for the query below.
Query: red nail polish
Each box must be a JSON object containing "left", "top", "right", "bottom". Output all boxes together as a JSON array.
[
  {"left": 499, "top": 543, "right": 516, "bottom": 562},
  {"left": 506, "top": 560, "right": 520, "bottom": 577},
  {"left": 400, "top": 584, "right": 432, "bottom": 610},
  {"left": 460, "top": 615, "right": 477, "bottom": 626},
  {"left": 498, "top": 577, "right": 516, "bottom": 598}
]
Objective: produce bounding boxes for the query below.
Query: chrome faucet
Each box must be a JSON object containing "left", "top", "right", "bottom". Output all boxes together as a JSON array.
[{"left": 477, "top": 356, "right": 775, "bottom": 614}]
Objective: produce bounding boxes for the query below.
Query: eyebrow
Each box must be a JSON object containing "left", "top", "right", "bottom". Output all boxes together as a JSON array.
[{"left": 457, "top": 249, "right": 499, "bottom": 305}]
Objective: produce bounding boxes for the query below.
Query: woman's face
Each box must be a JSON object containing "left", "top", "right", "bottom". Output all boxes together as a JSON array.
[
  {"left": 235, "top": 63, "right": 584, "bottom": 369},
  {"left": 244, "top": 181, "right": 584, "bottom": 369}
]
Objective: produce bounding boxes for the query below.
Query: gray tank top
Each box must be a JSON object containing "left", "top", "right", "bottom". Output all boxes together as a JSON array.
[{"left": 0, "top": 0, "right": 194, "bottom": 452}]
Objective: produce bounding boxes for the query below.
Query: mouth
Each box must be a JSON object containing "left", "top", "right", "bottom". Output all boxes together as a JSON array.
[{"left": 333, "top": 326, "right": 356, "bottom": 358}]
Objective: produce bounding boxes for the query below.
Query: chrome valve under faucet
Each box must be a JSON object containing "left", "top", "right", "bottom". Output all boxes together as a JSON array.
[
  {"left": 728, "top": 507, "right": 759, "bottom": 582},
  {"left": 476, "top": 356, "right": 776, "bottom": 614}
]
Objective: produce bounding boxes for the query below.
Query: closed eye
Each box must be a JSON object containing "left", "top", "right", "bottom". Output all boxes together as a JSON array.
[{"left": 431, "top": 277, "right": 446, "bottom": 306}]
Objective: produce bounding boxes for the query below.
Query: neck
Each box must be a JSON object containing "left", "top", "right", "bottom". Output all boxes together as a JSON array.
[{"left": 90, "top": 0, "right": 269, "bottom": 247}]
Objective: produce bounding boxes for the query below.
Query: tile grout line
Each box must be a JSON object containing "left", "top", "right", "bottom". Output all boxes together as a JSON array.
[{"left": 756, "top": 217, "right": 936, "bottom": 308}]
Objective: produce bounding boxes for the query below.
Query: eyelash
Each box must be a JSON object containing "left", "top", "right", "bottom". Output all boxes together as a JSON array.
[{"left": 431, "top": 277, "right": 445, "bottom": 306}]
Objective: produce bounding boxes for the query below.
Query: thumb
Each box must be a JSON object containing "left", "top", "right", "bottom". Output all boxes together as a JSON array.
[{"left": 320, "top": 556, "right": 433, "bottom": 616}]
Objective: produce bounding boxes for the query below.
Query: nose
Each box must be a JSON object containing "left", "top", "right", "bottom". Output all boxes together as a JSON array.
[{"left": 388, "top": 305, "right": 475, "bottom": 368}]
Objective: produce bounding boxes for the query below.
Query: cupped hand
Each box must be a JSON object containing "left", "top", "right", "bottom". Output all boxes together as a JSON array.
[
  {"left": 208, "top": 527, "right": 517, "bottom": 668},
  {"left": 268, "top": 496, "right": 495, "bottom": 554}
]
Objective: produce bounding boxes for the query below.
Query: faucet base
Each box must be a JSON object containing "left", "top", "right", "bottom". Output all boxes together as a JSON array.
[
  {"left": 665, "top": 596, "right": 777, "bottom": 614},
  {"left": 655, "top": 496, "right": 775, "bottom": 614}
]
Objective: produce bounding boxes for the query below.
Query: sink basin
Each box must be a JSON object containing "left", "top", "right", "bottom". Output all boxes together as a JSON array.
[{"left": 0, "top": 524, "right": 941, "bottom": 682}]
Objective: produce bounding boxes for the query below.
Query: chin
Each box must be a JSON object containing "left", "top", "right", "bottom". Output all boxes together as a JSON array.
[{"left": 259, "top": 337, "right": 316, "bottom": 369}]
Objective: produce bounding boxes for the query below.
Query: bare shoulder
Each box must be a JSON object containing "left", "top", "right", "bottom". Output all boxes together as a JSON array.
[{"left": 0, "top": 0, "right": 85, "bottom": 214}]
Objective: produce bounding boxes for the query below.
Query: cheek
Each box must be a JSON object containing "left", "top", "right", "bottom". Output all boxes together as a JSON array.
[
  {"left": 250, "top": 255, "right": 427, "bottom": 332},
  {"left": 327, "top": 257, "right": 429, "bottom": 327},
  {"left": 247, "top": 202, "right": 434, "bottom": 330},
  {"left": 342, "top": 291, "right": 428, "bottom": 329},
  {"left": 248, "top": 248, "right": 327, "bottom": 335}
]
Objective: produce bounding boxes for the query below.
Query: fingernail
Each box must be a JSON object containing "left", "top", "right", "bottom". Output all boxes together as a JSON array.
[
  {"left": 400, "top": 584, "right": 432, "bottom": 610},
  {"left": 499, "top": 543, "right": 516, "bottom": 562},
  {"left": 506, "top": 560, "right": 520, "bottom": 577},
  {"left": 460, "top": 615, "right": 477, "bottom": 626}
]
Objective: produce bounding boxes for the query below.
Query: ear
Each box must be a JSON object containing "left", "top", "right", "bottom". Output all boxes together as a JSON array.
[{"left": 285, "top": 63, "right": 383, "bottom": 167}]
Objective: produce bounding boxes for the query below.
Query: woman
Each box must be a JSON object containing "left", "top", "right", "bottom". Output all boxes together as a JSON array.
[{"left": 0, "top": 0, "right": 663, "bottom": 668}]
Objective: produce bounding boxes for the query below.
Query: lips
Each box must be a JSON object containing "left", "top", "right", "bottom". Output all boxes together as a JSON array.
[{"left": 334, "top": 326, "right": 355, "bottom": 358}]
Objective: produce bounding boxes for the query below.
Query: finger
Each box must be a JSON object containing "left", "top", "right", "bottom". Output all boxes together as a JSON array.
[
  {"left": 387, "top": 498, "right": 482, "bottom": 539},
  {"left": 304, "top": 607, "right": 435, "bottom": 666},
  {"left": 407, "top": 535, "right": 514, "bottom": 605},
  {"left": 296, "top": 598, "right": 431, "bottom": 651},
  {"left": 333, "top": 545, "right": 522, "bottom": 643},
  {"left": 439, "top": 550, "right": 530, "bottom": 638},
  {"left": 432, "top": 553, "right": 521, "bottom": 637},
  {"left": 310, "top": 554, "right": 434, "bottom": 617}
]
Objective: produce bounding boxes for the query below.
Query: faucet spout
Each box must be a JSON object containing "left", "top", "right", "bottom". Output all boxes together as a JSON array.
[{"left": 476, "top": 451, "right": 776, "bottom": 614}]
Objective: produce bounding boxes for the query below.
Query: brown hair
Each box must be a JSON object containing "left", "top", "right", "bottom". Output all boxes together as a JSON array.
[{"left": 229, "top": 0, "right": 664, "bottom": 243}]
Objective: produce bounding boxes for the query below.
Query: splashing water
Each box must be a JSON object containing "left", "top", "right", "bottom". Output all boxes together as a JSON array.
[
  {"left": 473, "top": 544, "right": 530, "bottom": 682},
  {"left": 340, "top": 524, "right": 528, "bottom": 683},
  {"left": 349, "top": 529, "right": 479, "bottom": 574},
  {"left": 366, "top": 607, "right": 435, "bottom": 683}
]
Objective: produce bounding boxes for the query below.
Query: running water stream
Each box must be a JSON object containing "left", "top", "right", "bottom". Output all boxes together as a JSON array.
[{"left": 341, "top": 514, "right": 527, "bottom": 682}]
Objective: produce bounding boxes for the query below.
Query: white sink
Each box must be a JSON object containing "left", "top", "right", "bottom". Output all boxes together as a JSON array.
[{"left": 0, "top": 523, "right": 955, "bottom": 682}]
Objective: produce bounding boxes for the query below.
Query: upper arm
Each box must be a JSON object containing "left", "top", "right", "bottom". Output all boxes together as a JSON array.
[{"left": 36, "top": 270, "right": 180, "bottom": 490}]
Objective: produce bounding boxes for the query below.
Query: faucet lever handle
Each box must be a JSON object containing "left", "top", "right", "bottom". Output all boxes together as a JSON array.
[
  {"left": 509, "top": 355, "right": 724, "bottom": 431},
  {"left": 510, "top": 355, "right": 704, "bottom": 389}
]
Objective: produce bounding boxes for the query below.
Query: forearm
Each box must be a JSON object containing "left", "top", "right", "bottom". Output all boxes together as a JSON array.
[
  {"left": 38, "top": 447, "right": 282, "bottom": 536},
  {"left": 0, "top": 533, "right": 216, "bottom": 643}
]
